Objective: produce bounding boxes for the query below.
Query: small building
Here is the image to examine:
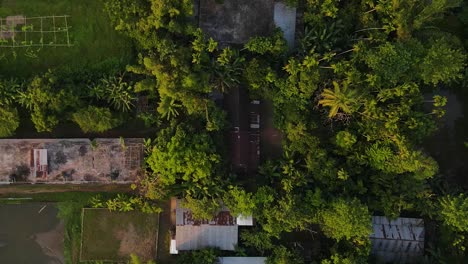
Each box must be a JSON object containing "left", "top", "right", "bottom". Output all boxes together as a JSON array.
[
  {"left": 199, "top": 0, "right": 275, "bottom": 44},
  {"left": 199, "top": 0, "right": 297, "bottom": 48},
  {"left": 172, "top": 199, "right": 253, "bottom": 253},
  {"left": 218, "top": 257, "right": 267, "bottom": 264},
  {"left": 370, "top": 216, "right": 425, "bottom": 263}
]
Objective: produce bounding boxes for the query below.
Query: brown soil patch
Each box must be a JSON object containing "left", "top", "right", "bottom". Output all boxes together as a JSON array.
[
  {"left": 35, "top": 220, "right": 65, "bottom": 264},
  {"left": 116, "top": 223, "right": 155, "bottom": 260}
]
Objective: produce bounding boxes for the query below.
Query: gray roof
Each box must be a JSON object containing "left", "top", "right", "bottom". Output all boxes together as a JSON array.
[
  {"left": 174, "top": 200, "right": 254, "bottom": 251},
  {"left": 370, "top": 216, "right": 425, "bottom": 263},
  {"left": 176, "top": 225, "right": 238, "bottom": 251},
  {"left": 199, "top": 0, "right": 274, "bottom": 44},
  {"left": 218, "top": 257, "right": 266, "bottom": 264}
]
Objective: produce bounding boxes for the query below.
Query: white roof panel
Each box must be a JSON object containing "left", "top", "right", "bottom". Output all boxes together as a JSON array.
[{"left": 176, "top": 225, "right": 238, "bottom": 251}]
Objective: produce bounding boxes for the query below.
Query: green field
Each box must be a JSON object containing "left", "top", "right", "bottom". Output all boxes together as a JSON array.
[
  {"left": 80, "top": 208, "right": 159, "bottom": 262},
  {"left": 0, "top": 0, "right": 133, "bottom": 77}
]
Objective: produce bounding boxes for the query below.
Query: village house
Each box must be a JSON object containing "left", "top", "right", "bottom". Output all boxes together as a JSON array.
[{"left": 170, "top": 199, "right": 253, "bottom": 254}]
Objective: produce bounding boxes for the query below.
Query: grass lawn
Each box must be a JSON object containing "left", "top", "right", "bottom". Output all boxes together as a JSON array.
[
  {"left": 81, "top": 208, "right": 159, "bottom": 262},
  {"left": 0, "top": 0, "right": 133, "bottom": 78}
]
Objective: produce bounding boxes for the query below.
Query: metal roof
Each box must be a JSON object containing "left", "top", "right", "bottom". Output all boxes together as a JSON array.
[
  {"left": 370, "top": 216, "right": 425, "bottom": 263},
  {"left": 174, "top": 200, "right": 254, "bottom": 251},
  {"left": 175, "top": 225, "right": 238, "bottom": 251}
]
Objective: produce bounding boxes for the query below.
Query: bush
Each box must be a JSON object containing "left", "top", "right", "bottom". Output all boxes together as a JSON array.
[
  {"left": 0, "top": 107, "right": 20, "bottom": 137},
  {"left": 72, "top": 106, "right": 122, "bottom": 133}
]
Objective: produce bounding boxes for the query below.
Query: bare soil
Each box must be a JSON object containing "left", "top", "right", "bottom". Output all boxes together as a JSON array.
[
  {"left": 117, "top": 223, "right": 154, "bottom": 260},
  {"left": 35, "top": 220, "right": 65, "bottom": 264}
]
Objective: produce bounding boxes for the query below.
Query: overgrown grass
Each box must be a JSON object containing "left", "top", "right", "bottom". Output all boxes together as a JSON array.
[
  {"left": 0, "top": 0, "right": 134, "bottom": 78},
  {"left": 0, "top": 191, "right": 122, "bottom": 264},
  {"left": 81, "top": 209, "right": 159, "bottom": 262}
]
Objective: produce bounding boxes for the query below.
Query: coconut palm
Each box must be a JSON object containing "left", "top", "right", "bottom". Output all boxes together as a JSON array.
[
  {"left": 318, "top": 81, "right": 359, "bottom": 118},
  {"left": 158, "top": 97, "right": 182, "bottom": 120},
  {"left": 89, "top": 74, "right": 136, "bottom": 112},
  {"left": 210, "top": 48, "right": 244, "bottom": 93}
]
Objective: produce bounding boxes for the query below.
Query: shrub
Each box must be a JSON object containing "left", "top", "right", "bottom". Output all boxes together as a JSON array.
[{"left": 72, "top": 106, "right": 122, "bottom": 133}]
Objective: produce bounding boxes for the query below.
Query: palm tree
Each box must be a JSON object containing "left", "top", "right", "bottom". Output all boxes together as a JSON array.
[
  {"left": 90, "top": 74, "right": 136, "bottom": 112},
  {"left": 318, "top": 81, "right": 359, "bottom": 118},
  {"left": 158, "top": 97, "right": 182, "bottom": 120},
  {"left": 210, "top": 48, "right": 244, "bottom": 93}
]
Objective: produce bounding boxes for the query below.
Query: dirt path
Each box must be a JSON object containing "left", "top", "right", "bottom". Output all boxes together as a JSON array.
[
  {"left": 0, "top": 184, "right": 132, "bottom": 196},
  {"left": 35, "top": 220, "right": 65, "bottom": 264}
]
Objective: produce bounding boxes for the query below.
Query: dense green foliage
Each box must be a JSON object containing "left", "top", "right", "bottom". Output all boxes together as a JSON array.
[
  {"left": 0, "top": 107, "right": 19, "bottom": 137},
  {"left": 102, "top": 0, "right": 468, "bottom": 262},
  {"left": 2, "top": 0, "right": 468, "bottom": 263},
  {"left": 72, "top": 106, "right": 122, "bottom": 133},
  {"left": 318, "top": 199, "right": 372, "bottom": 242},
  {"left": 176, "top": 248, "right": 218, "bottom": 264}
]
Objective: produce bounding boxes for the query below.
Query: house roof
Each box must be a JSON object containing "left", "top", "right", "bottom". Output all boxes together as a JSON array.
[
  {"left": 370, "top": 216, "right": 425, "bottom": 263},
  {"left": 225, "top": 86, "right": 261, "bottom": 172},
  {"left": 176, "top": 200, "right": 235, "bottom": 226},
  {"left": 199, "top": 0, "right": 275, "bottom": 44},
  {"left": 230, "top": 131, "right": 250, "bottom": 169},
  {"left": 174, "top": 200, "right": 254, "bottom": 251},
  {"left": 176, "top": 225, "right": 238, "bottom": 251},
  {"left": 218, "top": 257, "right": 266, "bottom": 264}
]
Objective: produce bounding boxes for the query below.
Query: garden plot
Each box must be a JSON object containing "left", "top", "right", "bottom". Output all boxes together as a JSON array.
[
  {"left": 80, "top": 208, "right": 159, "bottom": 262},
  {"left": 0, "top": 0, "right": 133, "bottom": 77},
  {"left": 0, "top": 15, "right": 71, "bottom": 47}
]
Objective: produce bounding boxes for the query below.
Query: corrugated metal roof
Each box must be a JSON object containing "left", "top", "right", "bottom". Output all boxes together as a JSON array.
[
  {"left": 176, "top": 225, "right": 238, "bottom": 251},
  {"left": 218, "top": 257, "right": 266, "bottom": 264},
  {"left": 370, "top": 216, "right": 424, "bottom": 264}
]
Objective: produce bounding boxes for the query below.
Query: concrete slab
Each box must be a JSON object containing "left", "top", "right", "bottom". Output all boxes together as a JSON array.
[{"left": 0, "top": 138, "right": 144, "bottom": 184}]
